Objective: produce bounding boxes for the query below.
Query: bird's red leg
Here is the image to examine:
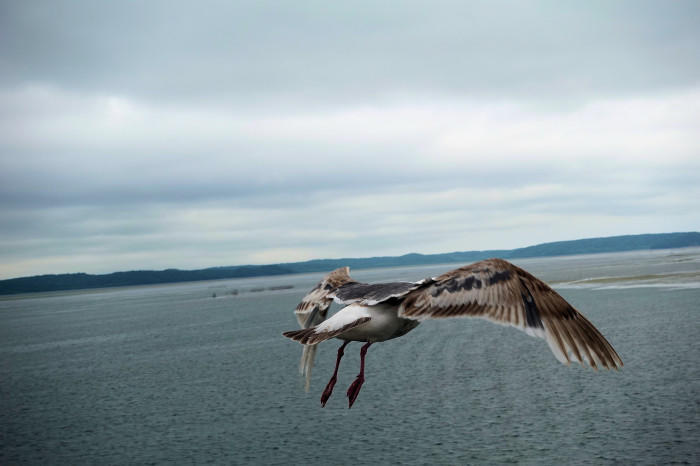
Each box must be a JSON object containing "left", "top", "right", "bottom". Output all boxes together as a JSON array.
[
  {"left": 321, "top": 340, "right": 350, "bottom": 407},
  {"left": 346, "top": 341, "right": 372, "bottom": 408}
]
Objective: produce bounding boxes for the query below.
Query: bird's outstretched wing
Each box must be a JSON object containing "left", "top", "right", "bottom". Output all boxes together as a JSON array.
[
  {"left": 292, "top": 267, "right": 356, "bottom": 390},
  {"left": 294, "top": 267, "right": 355, "bottom": 327},
  {"left": 399, "top": 258, "right": 622, "bottom": 370}
]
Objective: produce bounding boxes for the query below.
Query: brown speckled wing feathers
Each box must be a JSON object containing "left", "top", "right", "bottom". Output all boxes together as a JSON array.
[
  {"left": 294, "top": 267, "right": 356, "bottom": 328},
  {"left": 399, "top": 258, "right": 622, "bottom": 369}
]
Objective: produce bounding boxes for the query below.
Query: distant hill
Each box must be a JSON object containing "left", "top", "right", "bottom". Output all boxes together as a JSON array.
[{"left": 1, "top": 232, "right": 698, "bottom": 295}]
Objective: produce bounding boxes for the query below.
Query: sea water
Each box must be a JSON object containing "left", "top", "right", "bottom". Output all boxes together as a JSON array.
[{"left": 1, "top": 249, "right": 699, "bottom": 464}]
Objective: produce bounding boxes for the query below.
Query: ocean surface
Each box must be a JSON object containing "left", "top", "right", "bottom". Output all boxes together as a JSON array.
[{"left": 1, "top": 248, "right": 699, "bottom": 465}]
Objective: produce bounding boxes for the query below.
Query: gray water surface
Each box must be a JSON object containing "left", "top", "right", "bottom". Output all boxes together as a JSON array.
[{"left": 2, "top": 249, "right": 699, "bottom": 464}]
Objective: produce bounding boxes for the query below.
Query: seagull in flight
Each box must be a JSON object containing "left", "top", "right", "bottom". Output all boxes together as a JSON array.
[{"left": 283, "top": 258, "right": 622, "bottom": 408}]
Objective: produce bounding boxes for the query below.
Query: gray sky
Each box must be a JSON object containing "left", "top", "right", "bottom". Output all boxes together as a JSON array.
[{"left": 1, "top": 1, "right": 699, "bottom": 278}]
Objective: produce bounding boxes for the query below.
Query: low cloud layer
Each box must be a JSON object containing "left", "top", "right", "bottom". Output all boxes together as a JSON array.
[{"left": 1, "top": 1, "right": 699, "bottom": 278}]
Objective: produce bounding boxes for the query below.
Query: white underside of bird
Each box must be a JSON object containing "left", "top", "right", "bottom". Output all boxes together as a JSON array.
[{"left": 315, "top": 303, "right": 404, "bottom": 342}]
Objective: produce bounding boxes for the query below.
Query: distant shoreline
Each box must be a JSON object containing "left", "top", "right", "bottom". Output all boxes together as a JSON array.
[{"left": 1, "top": 232, "right": 698, "bottom": 295}]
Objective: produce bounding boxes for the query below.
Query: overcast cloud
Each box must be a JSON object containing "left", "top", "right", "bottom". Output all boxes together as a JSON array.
[{"left": 1, "top": 1, "right": 699, "bottom": 278}]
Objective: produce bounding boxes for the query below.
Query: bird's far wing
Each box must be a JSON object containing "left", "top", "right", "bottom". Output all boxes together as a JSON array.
[
  {"left": 291, "top": 267, "right": 356, "bottom": 390},
  {"left": 398, "top": 258, "right": 622, "bottom": 370},
  {"left": 283, "top": 305, "right": 372, "bottom": 345},
  {"left": 294, "top": 267, "right": 356, "bottom": 328},
  {"left": 330, "top": 280, "right": 426, "bottom": 306}
]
